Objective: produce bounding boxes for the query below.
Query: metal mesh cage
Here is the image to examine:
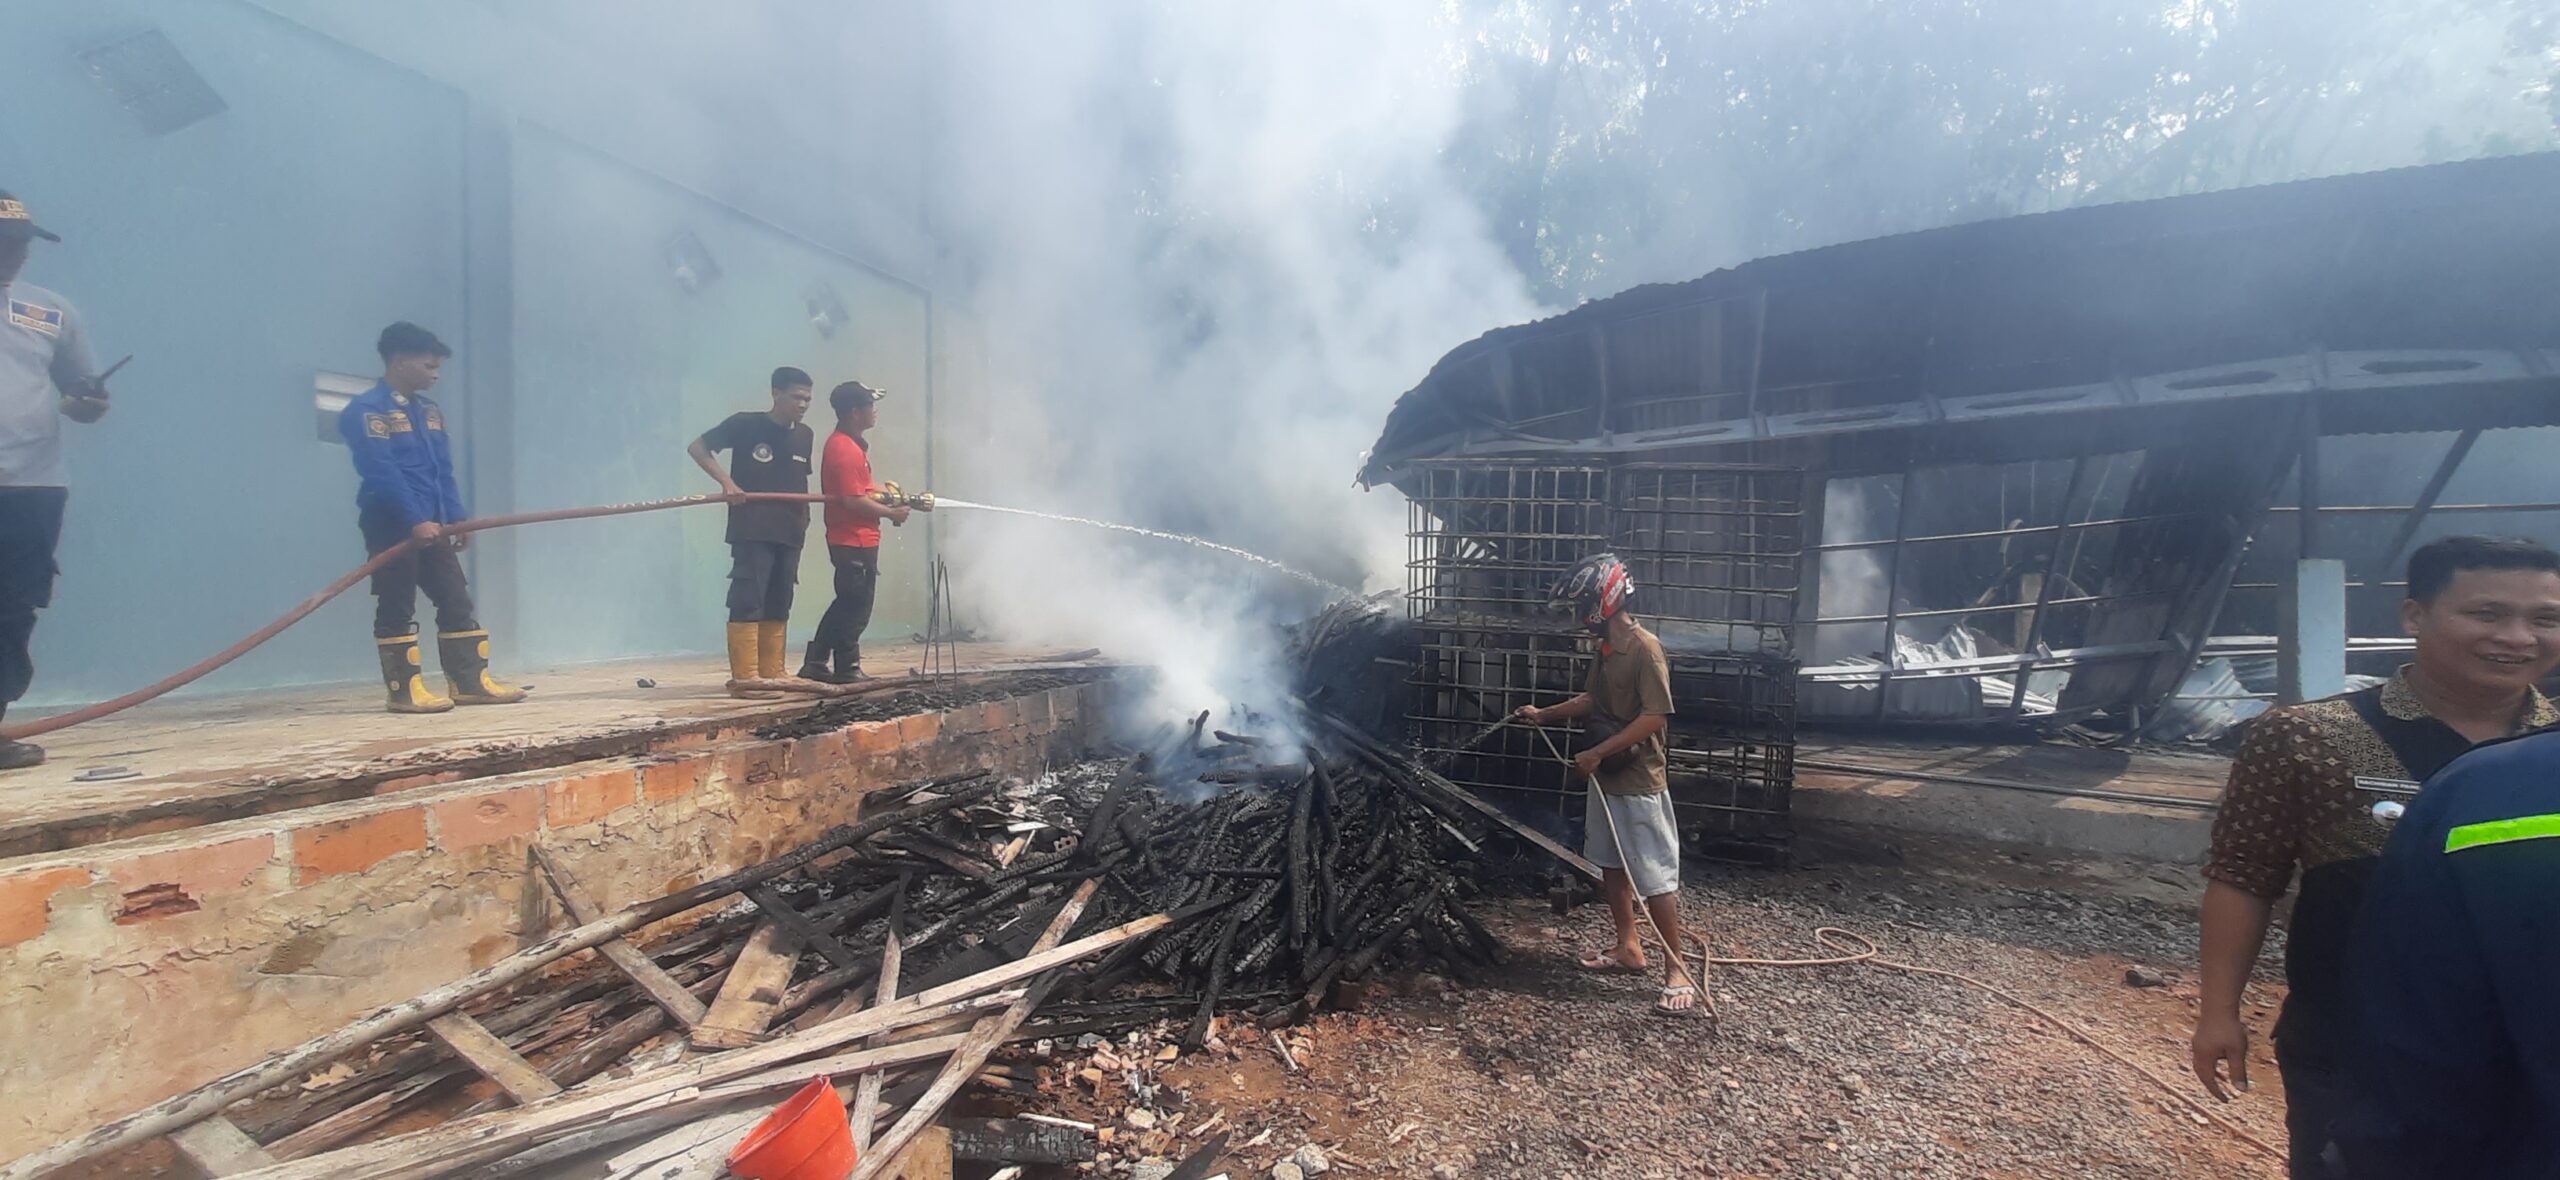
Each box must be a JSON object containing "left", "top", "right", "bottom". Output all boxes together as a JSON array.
[
  {"left": 1405, "top": 463, "right": 1608, "bottom": 622},
  {"left": 1610, "top": 464, "right": 1804, "bottom": 658},
  {"left": 1404, "top": 460, "right": 1804, "bottom": 859}
]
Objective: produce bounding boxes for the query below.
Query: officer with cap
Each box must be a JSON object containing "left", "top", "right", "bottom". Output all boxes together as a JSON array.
[
  {"left": 0, "top": 191, "right": 109, "bottom": 770},
  {"left": 2335, "top": 728, "right": 2560, "bottom": 1177}
]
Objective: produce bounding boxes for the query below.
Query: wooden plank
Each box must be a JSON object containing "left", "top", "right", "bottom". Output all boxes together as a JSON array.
[
  {"left": 169, "top": 1117, "right": 276, "bottom": 1175},
  {"left": 516, "top": 846, "right": 552, "bottom": 949},
  {"left": 262, "top": 1091, "right": 398, "bottom": 1162},
  {"left": 692, "top": 920, "right": 803, "bottom": 1050},
  {"left": 888, "top": 1125, "right": 953, "bottom": 1180},
  {"left": 426, "top": 1013, "right": 563, "bottom": 1106},
  {"left": 531, "top": 847, "right": 709, "bottom": 1029},
  {"left": 603, "top": 1108, "right": 763, "bottom": 1176},
  {"left": 746, "top": 885, "right": 866, "bottom": 971},
  {"left": 849, "top": 929, "right": 903, "bottom": 1152},
  {"left": 229, "top": 913, "right": 1167, "bottom": 1180}
]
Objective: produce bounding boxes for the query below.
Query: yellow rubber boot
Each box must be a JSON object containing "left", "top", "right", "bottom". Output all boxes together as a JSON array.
[
  {"left": 440, "top": 629, "right": 529, "bottom": 705},
  {"left": 756, "top": 621, "right": 789, "bottom": 680},
  {"left": 377, "top": 634, "right": 455, "bottom": 714},
  {"left": 727, "top": 622, "right": 779, "bottom": 699}
]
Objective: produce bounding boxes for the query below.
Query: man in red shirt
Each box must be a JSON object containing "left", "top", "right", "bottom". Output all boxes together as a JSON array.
[{"left": 799, "top": 381, "right": 909, "bottom": 681}]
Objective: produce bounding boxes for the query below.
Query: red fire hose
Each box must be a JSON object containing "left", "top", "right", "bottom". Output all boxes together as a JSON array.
[{"left": 1, "top": 491, "right": 830, "bottom": 743}]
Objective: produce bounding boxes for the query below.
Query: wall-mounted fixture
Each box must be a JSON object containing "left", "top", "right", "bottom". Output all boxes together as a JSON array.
[
  {"left": 805, "top": 282, "right": 848, "bottom": 339},
  {"left": 79, "top": 28, "right": 226, "bottom": 136},
  {"left": 663, "top": 230, "right": 721, "bottom": 293},
  {"left": 314, "top": 371, "right": 372, "bottom": 444}
]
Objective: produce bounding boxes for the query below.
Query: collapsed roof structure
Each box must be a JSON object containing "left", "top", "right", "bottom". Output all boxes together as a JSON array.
[{"left": 1367, "top": 151, "right": 2560, "bottom": 731}]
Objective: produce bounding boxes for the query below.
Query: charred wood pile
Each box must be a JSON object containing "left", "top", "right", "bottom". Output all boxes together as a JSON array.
[{"left": 9, "top": 704, "right": 1586, "bottom": 1180}]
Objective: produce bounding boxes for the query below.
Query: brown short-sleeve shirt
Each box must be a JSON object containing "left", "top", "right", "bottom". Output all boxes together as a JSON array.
[
  {"left": 2204, "top": 671, "right": 2556, "bottom": 1058},
  {"left": 1586, "top": 624, "right": 1675, "bottom": 796},
  {"left": 2206, "top": 674, "right": 2559, "bottom": 900}
]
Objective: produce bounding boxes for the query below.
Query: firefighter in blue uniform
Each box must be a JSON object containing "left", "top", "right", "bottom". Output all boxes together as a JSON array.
[
  {"left": 2336, "top": 727, "right": 2560, "bottom": 1178},
  {"left": 338, "top": 321, "right": 525, "bottom": 714}
]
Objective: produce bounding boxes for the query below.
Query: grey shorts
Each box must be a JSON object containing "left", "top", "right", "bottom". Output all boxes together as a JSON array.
[{"left": 1584, "top": 788, "right": 1681, "bottom": 898}]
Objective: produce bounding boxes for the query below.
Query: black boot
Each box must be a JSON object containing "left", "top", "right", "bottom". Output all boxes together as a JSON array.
[
  {"left": 0, "top": 706, "right": 42, "bottom": 770},
  {"left": 796, "top": 640, "right": 841, "bottom": 684}
]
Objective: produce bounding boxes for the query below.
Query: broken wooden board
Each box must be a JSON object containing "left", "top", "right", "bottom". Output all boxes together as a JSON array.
[
  {"left": 886, "top": 1125, "right": 952, "bottom": 1180},
  {"left": 746, "top": 885, "right": 866, "bottom": 971},
  {"left": 426, "top": 1014, "right": 562, "bottom": 1106},
  {"left": 692, "top": 920, "right": 803, "bottom": 1050},
  {"left": 168, "top": 1117, "right": 276, "bottom": 1175},
  {"left": 531, "top": 847, "right": 710, "bottom": 1029}
]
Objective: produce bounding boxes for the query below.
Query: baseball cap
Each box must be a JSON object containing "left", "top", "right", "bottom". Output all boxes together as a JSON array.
[
  {"left": 830, "top": 381, "right": 888, "bottom": 414},
  {"left": 0, "top": 191, "right": 60, "bottom": 243}
]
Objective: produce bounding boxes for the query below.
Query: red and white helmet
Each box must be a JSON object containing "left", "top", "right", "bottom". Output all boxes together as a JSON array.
[{"left": 1550, "top": 553, "right": 1634, "bottom": 629}]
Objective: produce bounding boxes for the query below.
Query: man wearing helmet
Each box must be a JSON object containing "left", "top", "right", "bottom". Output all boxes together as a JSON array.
[{"left": 1515, "top": 553, "right": 1700, "bottom": 1014}]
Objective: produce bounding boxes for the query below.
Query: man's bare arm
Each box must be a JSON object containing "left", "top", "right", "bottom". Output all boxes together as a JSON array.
[
  {"left": 687, "top": 438, "right": 742, "bottom": 497},
  {"left": 2192, "top": 879, "right": 2276, "bottom": 1100}
]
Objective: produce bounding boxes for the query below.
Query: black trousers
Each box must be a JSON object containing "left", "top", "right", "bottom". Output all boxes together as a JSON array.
[
  {"left": 810, "top": 545, "right": 879, "bottom": 668},
  {"left": 2275, "top": 1040, "right": 2350, "bottom": 1178},
  {"left": 0, "top": 486, "right": 67, "bottom": 707},
  {"left": 726, "top": 541, "right": 800, "bottom": 623},
  {"left": 360, "top": 500, "right": 477, "bottom": 639}
]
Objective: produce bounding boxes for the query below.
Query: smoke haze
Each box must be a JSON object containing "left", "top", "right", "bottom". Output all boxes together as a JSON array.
[{"left": 899, "top": 0, "right": 2555, "bottom": 727}]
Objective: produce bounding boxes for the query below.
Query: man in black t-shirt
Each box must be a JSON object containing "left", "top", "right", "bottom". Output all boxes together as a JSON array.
[{"left": 687, "top": 367, "right": 816, "bottom": 696}]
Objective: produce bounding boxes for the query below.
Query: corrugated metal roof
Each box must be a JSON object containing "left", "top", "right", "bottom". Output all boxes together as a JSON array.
[{"left": 1363, "top": 152, "right": 2560, "bottom": 482}]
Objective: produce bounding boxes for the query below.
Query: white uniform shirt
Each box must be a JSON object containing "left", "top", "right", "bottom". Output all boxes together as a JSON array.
[{"left": 0, "top": 280, "right": 95, "bottom": 488}]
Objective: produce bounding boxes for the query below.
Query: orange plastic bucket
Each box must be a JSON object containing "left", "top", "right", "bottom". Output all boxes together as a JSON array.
[{"left": 727, "top": 1075, "right": 859, "bottom": 1180}]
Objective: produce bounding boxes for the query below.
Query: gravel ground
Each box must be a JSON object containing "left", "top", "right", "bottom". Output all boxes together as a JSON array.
[{"left": 1045, "top": 838, "right": 2293, "bottom": 1180}]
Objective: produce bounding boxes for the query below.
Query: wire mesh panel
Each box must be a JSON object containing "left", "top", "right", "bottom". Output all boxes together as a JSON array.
[
  {"left": 1666, "top": 652, "right": 1797, "bottom": 743},
  {"left": 1669, "top": 733, "right": 1795, "bottom": 860},
  {"left": 1407, "top": 620, "right": 1588, "bottom": 803},
  {"left": 1406, "top": 462, "right": 1608, "bottom": 621},
  {"left": 1609, "top": 464, "right": 1804, "bottom": 657},
  {"left": 1404, "top": 458, "right": 1805, "bottom": 860}
]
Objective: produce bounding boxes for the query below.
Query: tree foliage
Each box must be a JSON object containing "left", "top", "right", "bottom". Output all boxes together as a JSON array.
[{"left": 1438, "top": 0, "right": 2560, "bottom": 303}]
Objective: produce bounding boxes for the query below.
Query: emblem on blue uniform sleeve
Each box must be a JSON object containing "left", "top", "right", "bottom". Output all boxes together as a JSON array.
[
  {"left": 425, "top": 406, "right": 445, "bottom": 431},
  {"left": 7, "top": 300, "right": 62, "bottom": 337},
  {"left": 364, "top": 413, "right": 392, "bottom": 439}
]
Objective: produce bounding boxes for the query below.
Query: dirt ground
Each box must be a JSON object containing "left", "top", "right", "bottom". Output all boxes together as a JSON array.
[{"left": 1033, "top": 833, "right": 2293, "bottom": 1180}]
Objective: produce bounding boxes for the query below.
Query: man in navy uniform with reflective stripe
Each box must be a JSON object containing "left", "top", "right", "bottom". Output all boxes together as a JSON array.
[
  {"left": 338, "top": 322, "right": 526, "bottom": 714},
  {"left": 0, "top": 190, "right": 108, "bottom": 770},
  {"left": 2337, "top": 726, "right": 2560, "bottom": 1177}
]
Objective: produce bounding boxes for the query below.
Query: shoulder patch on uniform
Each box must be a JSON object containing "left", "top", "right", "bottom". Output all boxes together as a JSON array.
[
  {"left": 7, "top": 300, "right": 62, "bottom": 337},
  {"left": 424, "top": 406, "right": 445, "bottom": 431},
  {"left": 2445, "top": 812, "right": 2560, "bottom": 854},
  {"left": 364, "top": 413, "right": 392, "bottom": 439}
]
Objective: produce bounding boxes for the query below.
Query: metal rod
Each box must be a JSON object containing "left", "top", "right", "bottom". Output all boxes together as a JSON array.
[
  {"left": 2011, "top": 453, "right": 2094, "bottom": 718},
  {"left": 2379, "top": 427, "right": 2483, "bottom": 571},
  {"left": 1873, "top": 470, "right": 1915, "bottom": 719}
]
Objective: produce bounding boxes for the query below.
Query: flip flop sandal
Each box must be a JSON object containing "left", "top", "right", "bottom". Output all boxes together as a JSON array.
[
  {"left": 1578, "top": 948, "right": 1645, "bottom": 973},
  {"left": 1655, "top": 983, "right": 1703, "bottom": 1016}
]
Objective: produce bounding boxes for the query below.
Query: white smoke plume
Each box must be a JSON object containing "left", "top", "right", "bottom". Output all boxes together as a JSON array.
[{"left": 923, "top": 2, "right": 1538, "bottom": 728}]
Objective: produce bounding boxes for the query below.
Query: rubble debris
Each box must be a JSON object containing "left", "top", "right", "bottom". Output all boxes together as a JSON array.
[{"left": 31, "top": 692, "right": 1553, "bottom": 1178}]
